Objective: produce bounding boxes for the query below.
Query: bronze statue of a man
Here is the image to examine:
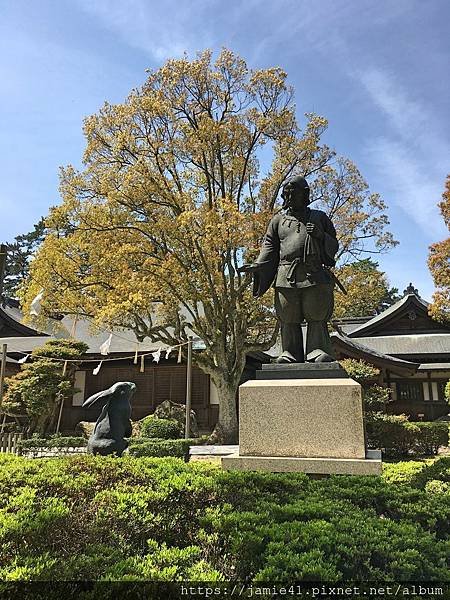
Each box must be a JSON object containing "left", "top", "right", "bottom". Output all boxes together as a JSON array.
[{"left": 241, "top": 175, "right": 339, "bottom": 363}]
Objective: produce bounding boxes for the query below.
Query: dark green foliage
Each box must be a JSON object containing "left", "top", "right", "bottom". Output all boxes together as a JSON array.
[
  {"left": 0, "top": 454, "right": 448, "bottom": 582},
  {"left": 3, "top": 219, "right": 46, "bottom": 299},
  {"left": 127, "top": 438, "right": 196, "bottom": 459},
  {"left": 414, "top": 422, "right": 450, "bottom": 455},
  {"left": 2, "top": 339, "right": 89, "bottom": 436},
  {"left": 340, "top": 359, "right": 448, "bottom": 457},
  {"left": 367, "top": 414, "right": 449, "bottom": 457},
  {"left": 31, "top": 339, "right": 88, "bottom": 360},
  {"left": 139, "top": 415, "right": 183, "bottom": 439},
  {"left": 408, "top": 456, "right": 450, "bottom": 492}
]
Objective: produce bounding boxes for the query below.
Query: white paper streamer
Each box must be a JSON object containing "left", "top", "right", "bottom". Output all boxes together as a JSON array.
[
  {"left": 30, "top": 290, "right": 43, "bottom": 316},
  {"left": 93, "top": 361, "right": 103, "bottom": 375},
  {"left": 99, "top": 333, "right": 113, "bottom": 356},
  {"left": 133, "top": 345, "right": 139, "bottom": 364},
  {"left": 165, "top": 346, "right": 173, "bottom": 359},
  {"left": 152, "top": 348, "right": 162, "bottom": 363},
  {"left": 177, "top": 346, "right": 182, "bottom": 364},
  {"left": 18, "top": 354, "right": 29, "bottom": 364},
  {"left": 70, "top": 314, "right": 79, "bottom": 338}
]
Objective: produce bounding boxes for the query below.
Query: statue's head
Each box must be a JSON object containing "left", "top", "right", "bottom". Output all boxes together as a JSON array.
[{"left": 281, "top": 176, "right": 310, "bottom": 212}]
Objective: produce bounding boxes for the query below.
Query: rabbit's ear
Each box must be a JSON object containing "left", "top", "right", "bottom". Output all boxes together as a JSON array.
[{"left": 82, "top": 386, "right": 114, "bottom": 409}]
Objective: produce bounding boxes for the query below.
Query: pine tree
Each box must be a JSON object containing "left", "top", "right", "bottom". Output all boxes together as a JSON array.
[{"left": 3, "top": 219, "right": 46, "bottom": 299}]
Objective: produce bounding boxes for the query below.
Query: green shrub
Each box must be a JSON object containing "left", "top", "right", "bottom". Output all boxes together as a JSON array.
[
  {"left": 0, "top": 454, "right": 448, "bottom": 582},
  {"left": 339, "top": 359, "right": 391, "bottom": 412},
  {"left": 382, "top": 460, "right": 429, "bottom": 485},
  {"left": 415, "top": 422, "right": 449, "bottom": 455},
  {"left": 2, "top": 339, "right": 88, "bottom": 436},
  {"left": 103, "top": 540, "right": 222, "bottom": 581},
  {"left": 139, "top": 416, "right": 183, "bottom": 439},
  {"left": 18, "top": 437, "right": 87, "bottom": 451},
  {"left": 410, "top": 456, "right": 450, "bottom": 489},
  {"left": 366, "top": 414, "right": 449, "bottom": 457},
  {"left": 366, "top": 414, "right": 417, "bottom": 457},
  {"left": 339, "top": 359, "right": 380, "bottom": 382},
  {"left": 127, "top": 438, "right": 194, "bottom": 459},
  {"left": 204, "top": 508, "right": 447, "bottom": 581},
  {"left": 363, "top": 384, "right": 391, "bottom": 412}
]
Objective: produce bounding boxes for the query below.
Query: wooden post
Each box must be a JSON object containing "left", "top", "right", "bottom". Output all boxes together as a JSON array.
[
  {"left": 55, "top": 394, "right": 64, "bottom": 435},
  {"left": 185, "top": 337, "right": 193, "bottom": 439},
  {"left": 0, "top": 244, "right": 7, "bottom": 301},
  {"left": 0, "top": 343, "right": 7, "bottom": 412}
]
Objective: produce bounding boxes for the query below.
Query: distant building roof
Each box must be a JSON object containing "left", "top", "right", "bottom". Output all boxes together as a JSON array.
[
  {"left": 0, "top": 302, "right": 46, "bottom": 337},
  {"left": 0, "top": 334, "right": 167, "bottom": 357},
  {"left": 331, "top": 316, "right": 371, "bottom": 335},
  {"left": 0, "top": 300, "right": 189, "bottom": 355},
  {"left": 348, "top": 288, "right": 450, "bottom": 338},
  {"left": 354, "top": 334, "right": 450, "bottom": 357},
  {"left": 331, "top": 331, "right": 419, "bottom": 376},
  {"left": 418, "top": 363, "right": 450, "bottom": 371}
]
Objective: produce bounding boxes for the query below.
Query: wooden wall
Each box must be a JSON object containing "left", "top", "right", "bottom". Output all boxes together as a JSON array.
[{"left": 60, "top": 362, "right": 214, "bottom": 433}]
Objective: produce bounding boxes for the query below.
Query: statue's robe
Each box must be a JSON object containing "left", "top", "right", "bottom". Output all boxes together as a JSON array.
[{"left": 252, "top": 208, "right": 339, "bottom": 297}]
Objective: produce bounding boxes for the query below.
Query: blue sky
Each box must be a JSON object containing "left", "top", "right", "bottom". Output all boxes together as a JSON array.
[{"left": 1, "top": 0, "right": 449, "bottom": 301}]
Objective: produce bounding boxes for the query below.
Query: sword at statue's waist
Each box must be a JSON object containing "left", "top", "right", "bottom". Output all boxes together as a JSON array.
[{"left": 323, "top": 267, "right": 347, "bottom": 295}]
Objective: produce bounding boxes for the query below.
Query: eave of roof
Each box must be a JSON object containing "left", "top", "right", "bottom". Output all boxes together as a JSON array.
[
  {"left": 0, "top": 306, "right": 46, "bottom": 337},
  {"left": 331, "top": 331, "right": 419, "bottom": 376}
]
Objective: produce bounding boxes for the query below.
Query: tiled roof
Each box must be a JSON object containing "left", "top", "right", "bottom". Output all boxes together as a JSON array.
[
  {"left": 354, "top": 334, "right": 450, "bottom": 357},
  {"left": 347, "top": 292, "right": 437, "bottom": 337}
]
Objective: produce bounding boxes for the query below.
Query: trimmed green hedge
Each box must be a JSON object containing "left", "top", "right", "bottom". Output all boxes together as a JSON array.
[
  {"left": 139, "top": 415, "right": 183, "bottom": 439},
  {"left": 127, "top": 437, "right": 198, "bottom": 459},
  {"left": 18, "top": 436, "right": 87, "bottom": 451},
  {"left": 18, "top": 435, "right": 208, "bottom": 458},
  {"left": 366, "top": 414, "right": 449, "bottom": 457},
  {"left": 0, "top": 454, "right": 448, "bottom": 582}
]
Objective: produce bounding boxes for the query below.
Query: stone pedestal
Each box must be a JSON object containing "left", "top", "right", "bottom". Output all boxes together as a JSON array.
[{"left": 222, "top": 365, "right": 382, "bottom": 476}]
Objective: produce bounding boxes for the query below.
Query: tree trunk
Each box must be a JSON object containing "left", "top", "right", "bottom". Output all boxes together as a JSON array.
[{"left": 209, "top": 378, "right": 239, "bottom": 444}]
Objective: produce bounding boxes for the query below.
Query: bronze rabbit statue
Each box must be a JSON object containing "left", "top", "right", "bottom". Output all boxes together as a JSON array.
[{"left": 82, "top": 381, "right": 136, "bottom": 456}]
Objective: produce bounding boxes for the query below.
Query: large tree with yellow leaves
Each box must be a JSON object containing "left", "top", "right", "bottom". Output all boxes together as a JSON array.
[
  {"left": 22, "top": 50, "right": 397, "bottom": 441},
  {"left": 428, "top": 175, "right": 450, "bottom": 322}
]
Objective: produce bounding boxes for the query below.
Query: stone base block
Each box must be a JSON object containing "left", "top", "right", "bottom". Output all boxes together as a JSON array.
[
  {"left": 222, "top": 450, "right": 382, "bottom": 476},
  {"left": 239, "top": 378, "right": 366, "bottom": 459}
]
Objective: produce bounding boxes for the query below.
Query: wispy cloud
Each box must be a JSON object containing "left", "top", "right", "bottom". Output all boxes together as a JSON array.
[
  {"left": 357, "top": 67, "right": 449, "bottom": 237},
  {"left": 76, "top": 0, "right": 214, "bottom": 62},
  {"left": 359, "top": 68, "right": 449, "bottom": 169},
  {"left": 365, "top": 137, "right": 446, "bottom": 238}
]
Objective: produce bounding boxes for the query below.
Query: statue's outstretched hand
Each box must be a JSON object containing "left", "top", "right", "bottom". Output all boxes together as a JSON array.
[
  {"left": 306, "top": 222, "right": 324, "bottom": 240},
  {"left": 238, "top": 263, "right": 264, "bottom": 273}
]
